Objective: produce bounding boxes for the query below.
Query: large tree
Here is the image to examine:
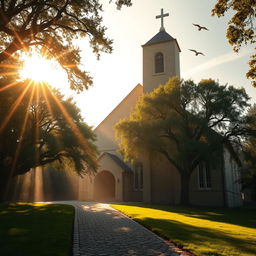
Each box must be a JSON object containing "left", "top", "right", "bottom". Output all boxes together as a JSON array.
[
  {"left": 212, "top": 0, "right": 256, "bottom": 87},
  {"left": 115, "top": 77, "right": 253, "bottom": 205},
  {"left": 0, "top": 0, "right": 132, "bottom": 91},
  {"left": 0, "top": 76, "right": 98, "bottom": 201},
  {"left": 241, "top": 105, "right": 256, "bottom": 197}
]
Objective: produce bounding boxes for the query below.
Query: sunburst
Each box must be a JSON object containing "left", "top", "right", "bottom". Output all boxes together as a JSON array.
[{"left": 19, "top": 50, "right": 68, "bottom": 89}]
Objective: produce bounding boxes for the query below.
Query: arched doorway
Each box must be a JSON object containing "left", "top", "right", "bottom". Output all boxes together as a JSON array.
[{"left": 94, "top": 171, "right": 115, "bottom": 201}]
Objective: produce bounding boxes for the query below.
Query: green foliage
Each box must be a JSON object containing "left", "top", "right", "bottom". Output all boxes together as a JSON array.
[
  {"left": 212, "top": 0, "right": 256, "bottom": 86},
  {"left": 0, "top": 203, "right": 74, "bottom": 256},
  {"left": 116, "top": 77, "right": 250, "bottom": 168},
  {"left": 0, "top": 76, "right": 98, "bottom": 197},
  {"left": 241, "top": 105, "right": 256, "bottom": 194},
  {"left": 0, "top": 0, "right": 132, "bottom": 92},
  {"left": 115, "top": 77, "right": 252, "bottom": 204}
]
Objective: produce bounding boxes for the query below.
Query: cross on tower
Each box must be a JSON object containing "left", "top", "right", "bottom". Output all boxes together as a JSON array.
[{"left": 156, "top": 8, "right": 169, "bottom": 32}]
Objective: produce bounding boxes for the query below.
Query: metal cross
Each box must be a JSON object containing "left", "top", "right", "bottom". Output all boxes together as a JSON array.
[{"left": 156, "top": 8, "right": 169, "bottom": 31}]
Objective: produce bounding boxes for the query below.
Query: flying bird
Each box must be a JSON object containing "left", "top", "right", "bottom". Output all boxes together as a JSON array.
[
  {"left": 193, "top": 23, "right": 209, "bottom": 31},
  {"left": 189, "top": 49, "right": 205, "bottom": 56}
]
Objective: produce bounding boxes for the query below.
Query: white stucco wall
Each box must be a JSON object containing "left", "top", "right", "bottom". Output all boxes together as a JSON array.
[
  {"left": 94, "top": 84, "right": 143, "bottom": 152},
  {"left": 223, "top": 147, "right": 243, "bottom": 207}
]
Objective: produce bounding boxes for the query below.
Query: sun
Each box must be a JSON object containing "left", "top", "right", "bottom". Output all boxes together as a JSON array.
[{"left": 19, "top": 51, "right": 68, "bottom": 89}]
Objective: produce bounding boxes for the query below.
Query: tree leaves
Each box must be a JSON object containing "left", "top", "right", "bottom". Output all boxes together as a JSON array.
[
  {"left": 0, "top": 76, "right": 98, "bottom": 178},
  {"left": 0, "top": 0, "right": 132, "bottom": 91},
  {"left": 115, "top": 77, "right": 251, "bottom": 173},
  {"left": 212, "top": 0, "right": 256, "bottom": 86}
]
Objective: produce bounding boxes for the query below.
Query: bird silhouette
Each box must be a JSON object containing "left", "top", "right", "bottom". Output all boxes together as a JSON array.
[
  {"left": 193, "top": 23, "right": 209, "bottom": 31},
  {"left": 189, "top": 49, "right": 205, "bottom": 56}
]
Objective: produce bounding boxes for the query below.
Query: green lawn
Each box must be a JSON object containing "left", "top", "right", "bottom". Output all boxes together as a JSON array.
[
  {"left": 112, "top": 203, "right": 256, "bottom": 256},
  {"left": 0, "top": 203, "right": 74, "bottom": 256}
]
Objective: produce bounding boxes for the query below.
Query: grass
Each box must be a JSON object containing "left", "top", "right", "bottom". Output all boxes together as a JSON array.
[
  {"left": 0, "top": 203, "right": 74, "bottom": 256},
  {"left": 112, "top": 203, "right": 256, "bottom": 256}
]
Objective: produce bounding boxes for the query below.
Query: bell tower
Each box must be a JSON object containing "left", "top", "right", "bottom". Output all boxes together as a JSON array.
[{"left": 142, "top": 9, "right": 181, "bottom": 93}]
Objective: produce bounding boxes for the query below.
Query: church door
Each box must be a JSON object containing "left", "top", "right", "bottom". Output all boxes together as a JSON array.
[{"left": 94, "top": 171, "right": 116, "bottom": 201}]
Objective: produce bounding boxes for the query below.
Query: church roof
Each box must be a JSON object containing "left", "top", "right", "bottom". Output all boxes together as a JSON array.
[
  {"left": 143, "top": 30, "right": 174, "bottom": 46},
  {"left": 142, "top": 30, "right": 181, "bottom": 52},
  {"left": 103, "top": 152, "right": 132, "bottom": 172}
]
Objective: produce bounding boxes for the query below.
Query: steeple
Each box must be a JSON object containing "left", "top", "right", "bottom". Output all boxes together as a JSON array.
[{"left": 142, "top": 9, "right": 181, "bottom": 93}]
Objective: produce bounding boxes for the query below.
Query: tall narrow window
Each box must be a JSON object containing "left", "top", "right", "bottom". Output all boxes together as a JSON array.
[
  {"left": 198, "top": 162, "right": 205, "bottom": 189},
  {"left": 205, "top": 162, "right": 212, "bottom": 188},
  {"left": 198, "top": 162, "right": 211, "bottom": 189},
  {"left": 134, "top": 167, "right": 139, "bottom": 190},
  {"left": 155, "top": 52, "right": 164, "bottom": 73},
  {"left": 134, "top": 163, "right": 143, "bottom": 190}
]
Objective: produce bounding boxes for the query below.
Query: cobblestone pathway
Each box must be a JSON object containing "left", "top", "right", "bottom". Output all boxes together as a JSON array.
[{"left": 65, "top": 201, "right": 189, "bottom": 256}]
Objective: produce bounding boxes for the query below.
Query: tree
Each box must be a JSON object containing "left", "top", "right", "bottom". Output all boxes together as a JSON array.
[
  {"left": 212, "top": 0, "right": 256, "bottom": 87},
  {"left": 241, "top": 105, "right": 256, "bottom": 198},
  {"left": 0, "top": 0, "right": 132, "bottom": 92},
  {"left": 115, "top": 77, "right": 252, "bottom": 205},
  {"left": 0, "top": 76, "right": 98, "bottom": 201}
]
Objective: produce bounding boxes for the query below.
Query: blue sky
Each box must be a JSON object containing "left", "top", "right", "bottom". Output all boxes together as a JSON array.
[{"left": 70, "top": 0, "right": 255, "bottom": 127}]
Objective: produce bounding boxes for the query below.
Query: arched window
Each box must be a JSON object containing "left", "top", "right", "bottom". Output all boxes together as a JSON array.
[{"left": 155, "top": 52, "right": 164, "bottom": 73}]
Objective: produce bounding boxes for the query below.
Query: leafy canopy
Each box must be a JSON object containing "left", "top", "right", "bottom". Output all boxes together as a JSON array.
[
  {"left": 241, "top": 105, "right": 256, "bottom": 192},
  {"left": 0, "top": 0, "right": 132, "bottom": 92},
  {"left": 212, "top": 0, "right": 256, "bottom": 86},
  {"left": 116, "top": 77, "right": 251, "bottom": 172},
  {"left": 0, "top": 77, "right": 98, "bottom": 180}
]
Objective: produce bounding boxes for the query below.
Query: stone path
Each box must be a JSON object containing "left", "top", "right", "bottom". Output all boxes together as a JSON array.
[{"left": 61, "top": 201, "right": 189, "bottom": 256}]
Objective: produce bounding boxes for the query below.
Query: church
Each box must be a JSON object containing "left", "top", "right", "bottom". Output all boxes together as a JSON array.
[{"left": 78, "top": 9, "right": 243, "bottom": 207}]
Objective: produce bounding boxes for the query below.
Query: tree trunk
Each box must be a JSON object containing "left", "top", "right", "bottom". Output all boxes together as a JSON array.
[{"left": 180, "top": 171, "right": 191, "bottom": 206}]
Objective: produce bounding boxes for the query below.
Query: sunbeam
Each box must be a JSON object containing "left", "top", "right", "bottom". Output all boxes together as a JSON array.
[
  {"left": 0, "top": 80, "right": 33, "bottom": 133},
  {"left": 34, "top": 166, "right": 44, "bottom": 202},
  {"left": 0, "top": 80, "right": 20, "bottom": 92},
  {"left": 41, "top": 84, "right": 63, "bottom": 150},
  {"left": 2, "top": 83, "right": 36, "bottom": 200},
  {"left": 45, "top": 85, "right": 95, "bottom": 156}
]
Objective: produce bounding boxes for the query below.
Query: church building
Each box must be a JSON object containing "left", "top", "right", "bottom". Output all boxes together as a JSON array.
[{"left": 78, "top": 9, "right": 243, "bottom": 208}]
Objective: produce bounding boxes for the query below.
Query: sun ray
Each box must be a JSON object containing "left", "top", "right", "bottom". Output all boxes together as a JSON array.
[
  {"left": 34, "top": 166, "right": 44, "bottom": 202},
  {"left": 41, "top": 83, "right": 63, "bottom": 150},
  {"left": 2, "top": 82, "right": 36, "bottom": 200},
  {"left": 0, "top": 80, "right": 20, "bottom": 92},
  {"left": 0, "top": 80, "right": 33, "bottom": 133},
  {"left": 0, "top": 63, "right": 20, "bottom": 78},
  {"left": 0, "top": 63, "right": 19, "bottom": 69},
  {"left": 45, "top": 85, "right": 95, "bottom": 157},
  {"left": 34, "top": 82, "right": 42, "bottom": 167},
  {"left": 10, "top": 83, "right": 36, "bottom": 172},
  {"left": 0, "top": 71, "right": 18, "bottom": 77}
]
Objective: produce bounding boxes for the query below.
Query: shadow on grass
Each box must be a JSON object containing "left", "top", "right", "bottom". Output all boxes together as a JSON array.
[
  {"left": 121, "top": 203, "right": 256, "bottom": 229},
  {"left": 135, "top": 217, "right": 256, "bottom": 256},
  {"left": 0, "top": 203, "right": 74, "bottom": 256}
]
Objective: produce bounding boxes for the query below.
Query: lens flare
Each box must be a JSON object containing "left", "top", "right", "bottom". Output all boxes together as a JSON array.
[{"left": 19, "top": 51, "right": 68, "bottom": 89}]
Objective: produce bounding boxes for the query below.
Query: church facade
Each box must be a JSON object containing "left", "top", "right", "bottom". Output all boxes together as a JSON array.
[{"left": 78, "top": 10, "right": 243, "bottom": 207}]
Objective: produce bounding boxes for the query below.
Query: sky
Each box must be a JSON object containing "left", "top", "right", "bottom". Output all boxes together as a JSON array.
[{"left": 64, "top": 0, "right": 256, "bottom": 127}]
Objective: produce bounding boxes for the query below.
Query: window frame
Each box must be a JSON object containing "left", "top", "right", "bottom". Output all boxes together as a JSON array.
[
  {"left": 197, "top": 162, "right": 212, "bottom": 190},
  {"left": 154, "top": 52, "right": 164, "bottom": 74}
]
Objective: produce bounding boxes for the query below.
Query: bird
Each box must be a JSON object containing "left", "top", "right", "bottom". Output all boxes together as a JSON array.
[
  {"left": 189, "top": 49, "right": 205, "bottom": 56},
  {"left": 192, "top": 23, "right": 209, "bottom": 31}
]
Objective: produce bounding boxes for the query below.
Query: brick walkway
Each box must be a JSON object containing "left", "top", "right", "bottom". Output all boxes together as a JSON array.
[{"left": 63, "top": 201, "right": 189, "bottom": 256}]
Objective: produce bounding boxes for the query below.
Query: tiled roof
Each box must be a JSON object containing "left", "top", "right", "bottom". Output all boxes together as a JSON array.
[
  {"left": 143, "top": 30, "right": 174, "bottom": 46},
  {"left": 104, "top": 152, "right": 132, "bottom": 172}
]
